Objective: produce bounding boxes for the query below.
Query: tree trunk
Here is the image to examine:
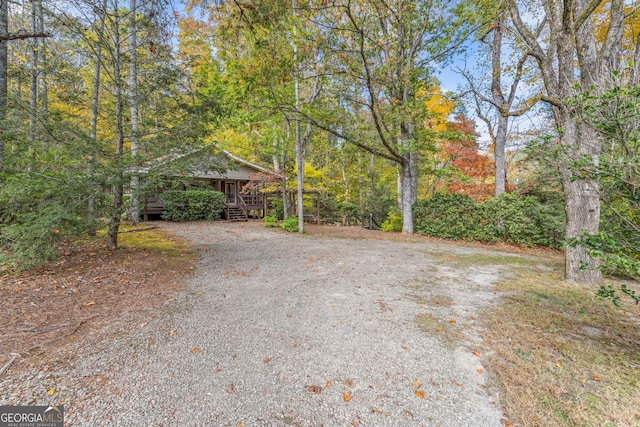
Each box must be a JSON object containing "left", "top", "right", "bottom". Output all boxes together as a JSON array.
[
  {"left": 559, "top": 115, "right": 601, "bottom": 283},
  {"left": 494, "top": 114, "right": 508, "bottom": 195},
  {"left": 279, "top": 124, "right": 290, "bottom": 218},
  {"left": 108, "top": 0, "right": 124, "bottom": 250},
  {"left": 88, "top": 0, "right": 107, "bottom": 236},
  {"left": 397, "top": 169, "right": 403, "bottom": 209},
  {"left": 37, "top": 0, "right": 46, "bottom": 116},
  {"left": 292, "top": 0, "right": 305, "bottom": 233},
  {"left": 400, "top": 157, "right": 414, "bottom": 235},
  {"left": 29, "top": 0, "right": 38, "bottom": 143},
  {"left": 127, "top": 0, "right": 140, "bottom": 224},
  {"left": 509, "top": 0, "right": 605, "bottom": 284},
  {"left": 0, "top": 0, "right": 7, "bottom": 170}
]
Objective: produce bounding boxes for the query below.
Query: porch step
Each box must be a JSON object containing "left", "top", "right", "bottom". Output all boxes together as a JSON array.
[{"left": 225, "top": 206, "right": 248, "bottom": 222}]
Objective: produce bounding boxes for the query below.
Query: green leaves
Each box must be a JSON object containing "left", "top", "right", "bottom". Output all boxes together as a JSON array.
[
  {"left": 160, "top": 190, "right": 226, "bottom": 222},
  {"left": 569, "top": 85, "right": 640, "bottom": 288},
  {"left": 413, "top": 192, "right": 565, "bottom": 248}
]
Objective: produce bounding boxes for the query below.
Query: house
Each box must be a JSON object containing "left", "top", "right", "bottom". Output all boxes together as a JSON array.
[{"left": 138, "top": 148, "right": 283, "bottom": 221}]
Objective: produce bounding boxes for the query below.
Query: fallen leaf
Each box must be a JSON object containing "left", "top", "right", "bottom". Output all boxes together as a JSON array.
[
  {"left": 263, "top": 357, "right": 271, "bottom": 363},
  {"left": 415, "top": 391, "right": 426, "bottom": 399},
  {"left": 226, "top": 384, "right": 235, "bottom": 393},
  {"left": 48, "top": 389, "right": 56, "bottom": 395},
  {"left": 325, "top": 381, "right": 332, "bottom": 388},
  {"left": 592, "top": 377, "right": 601, "bottom": 382},
  {"left": 197, "top": 291, "right": 203, "bottom": 295},
  {"left": 500, "top": 419, "right": 514, "bottom": 427},
  {"left": 413, "top": 379, "right": 422, "bottom": 389},
  {"left": 169, "top": 329, "right": 176, "bottom": 336},
  {"left": 401, "top": 345, "right": 408, "bottom": 350},
  {"left": 309, "top": 385, "right": 322, "bottom": 394},
  {"left": 120, "top": 278, "right": 126, "bottom": 282},
  {"left": 191, "top": 347, "right": 199, "bottom": 353},
  {"left": 449, "top": 319, "right": 456, "bottom": 324},
  {"left": 83, "top": 301, "right": 95, "bottom": 307},
  {"left": 343, "top": 391, "right": 351, "bottom": 401},
  {"left": 473, "top": 351, "right": 481, "bottom": 357},
  {"left": 350, "top": 420, "right": 358, "bottom": 426},
  {"left": 477, "top": 369, "right": 483, "bottom": 375}
]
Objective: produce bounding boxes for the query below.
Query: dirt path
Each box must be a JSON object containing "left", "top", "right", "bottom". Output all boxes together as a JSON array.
[
  {"left": 2, "top": 221, "right": 544, "bottom": 426},
  {"left": 54, "top": 220, "right": 523, "bottom": 426}
]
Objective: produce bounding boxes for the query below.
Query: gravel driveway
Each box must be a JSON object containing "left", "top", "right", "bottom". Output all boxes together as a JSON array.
[{"left": 71, "top": 221, "right": 509, "bottom": 426}]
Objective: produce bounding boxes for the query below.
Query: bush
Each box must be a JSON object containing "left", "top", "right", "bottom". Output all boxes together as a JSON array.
[
  {"left": 380, "top": 210, "right": 403, "bottom": 232},
  {"left": 337, "top": 201, "right": 359, "bottom": 216},
  {"left": 0, "top": 172, "right": 87, "bottom": 270},
  {"left": 414, "top": 193, "right": 481, "bottom": 240},
  {"left": 263, "top": 215, "right": 278, "bottom": 228},
  {"left": 270, "top": 199, "right": 285, "bottom": 219},
  {"left": 413, "top": 192, "right": 565, "bottom": 248},
  {"left": 160, "top": 190, "right": 225, "bottom": 221},
  {"left": 281, "top": 216, "right": 299, "bottom": 232},
  {"left": 482, "top": 192, "right": 564, "bottom": 247}
]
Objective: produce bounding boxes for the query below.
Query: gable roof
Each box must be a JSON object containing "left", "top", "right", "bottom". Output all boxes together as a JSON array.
[{"left": 134, "top": 146, "right": 284, "bottom": 179}]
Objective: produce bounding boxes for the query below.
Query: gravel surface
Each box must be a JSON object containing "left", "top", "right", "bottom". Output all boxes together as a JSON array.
[{"left": 64, "top": 221, "right": 511, "bottom": 426}]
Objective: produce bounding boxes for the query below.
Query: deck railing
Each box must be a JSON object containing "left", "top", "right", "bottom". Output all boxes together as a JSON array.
[{"left": 240, "top": 194, "right": 264, "bottom": 207}]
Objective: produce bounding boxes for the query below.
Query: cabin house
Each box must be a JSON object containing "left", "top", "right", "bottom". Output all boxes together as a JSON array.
[{"left": 139, "top": 148, "right": 282, "bottom": 221}]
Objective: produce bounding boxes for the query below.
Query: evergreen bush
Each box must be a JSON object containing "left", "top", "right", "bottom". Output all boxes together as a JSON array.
[
  {"left": 160, "top": 190, "right": 225, "bottom": 221},
  {"left": 413, "top": 192, "right": 565, "bottom": 248},
  {"left": 414, "top": 193, "right": 481, "bottom": 240}
]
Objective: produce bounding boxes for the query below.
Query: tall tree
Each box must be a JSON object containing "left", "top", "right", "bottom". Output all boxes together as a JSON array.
[
  {"left": 463, "top": 9, "right": 540, "bottom": 196},
  {"left": 107, "top": 0, "right": 125, "bottom": 250},
  {"left": 0, "top": 0, "right": 7, "bottom": 170},
  {"left": 303, "top": 0, "right": 468, "bottom": 234},
  {"left": 127, "top": 0, "right": 140, "bottom": 224},
  {"left": 508, "top": 0, "right": 629, "bottom": 283},
  {"left": 29, "top": 0, "right": 39, "bottom": 144},
  {"left": 88, "top": 0, "right": 108, "bottom": 236}
]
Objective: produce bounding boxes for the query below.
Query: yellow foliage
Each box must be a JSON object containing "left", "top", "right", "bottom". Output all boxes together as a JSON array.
[
  {"left": 593, "top": 2, "right": 640, "bottom": 54},
  {"left": 303, "top": 162, "right": 323, "bottom": 181},
  {"left": 422, "top": 85, "right": 455, "bottom": 131}
]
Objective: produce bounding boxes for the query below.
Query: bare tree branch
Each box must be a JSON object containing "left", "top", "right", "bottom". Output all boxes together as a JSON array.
[{"left": 0, "top": 31, "right": 51, "bottom": 41}]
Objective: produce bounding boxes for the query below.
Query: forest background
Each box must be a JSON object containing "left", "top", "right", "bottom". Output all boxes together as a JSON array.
[{"left": 0, "top": 0, "right": 638, "bottom": 301}]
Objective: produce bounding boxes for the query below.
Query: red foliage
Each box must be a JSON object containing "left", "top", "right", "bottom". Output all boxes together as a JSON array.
[{"left": 442, "top": 114, "right": 495, "bottom": 201}]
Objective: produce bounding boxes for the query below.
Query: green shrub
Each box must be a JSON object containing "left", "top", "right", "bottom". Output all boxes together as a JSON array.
[
  {"left": 270, "top": 199, "right": 285, "bottom": 219},
  {"left": 263, "top": 215, "right": 278, "bottom": 228},
  {"left": 380, "top": 210, "right": 403, "bottom": 232},
  {"left": 160, "top": 190, "right": 225, "bottom": 221},
  {"left": 413, "top": 192, "right": 565, "bottom": 248},
  {"left": 0, "top": 172, "right": 87, "bottom": 270},
  {"left": 281, "top": 216, "right": 299, "bottom": 232},
  {"left": 482, "top": 192, "right": 564, "bottom": 247},
  {"left": 337, "top": 201, "right": 359, "bottom": 216},
  {"left": 414, "top": 193, "right": 482, "bottom": 240}
]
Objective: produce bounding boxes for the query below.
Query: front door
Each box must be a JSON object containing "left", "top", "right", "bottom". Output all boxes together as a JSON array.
[{"left": 225, "top": 182, "right": 236, "bottom": 205}]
